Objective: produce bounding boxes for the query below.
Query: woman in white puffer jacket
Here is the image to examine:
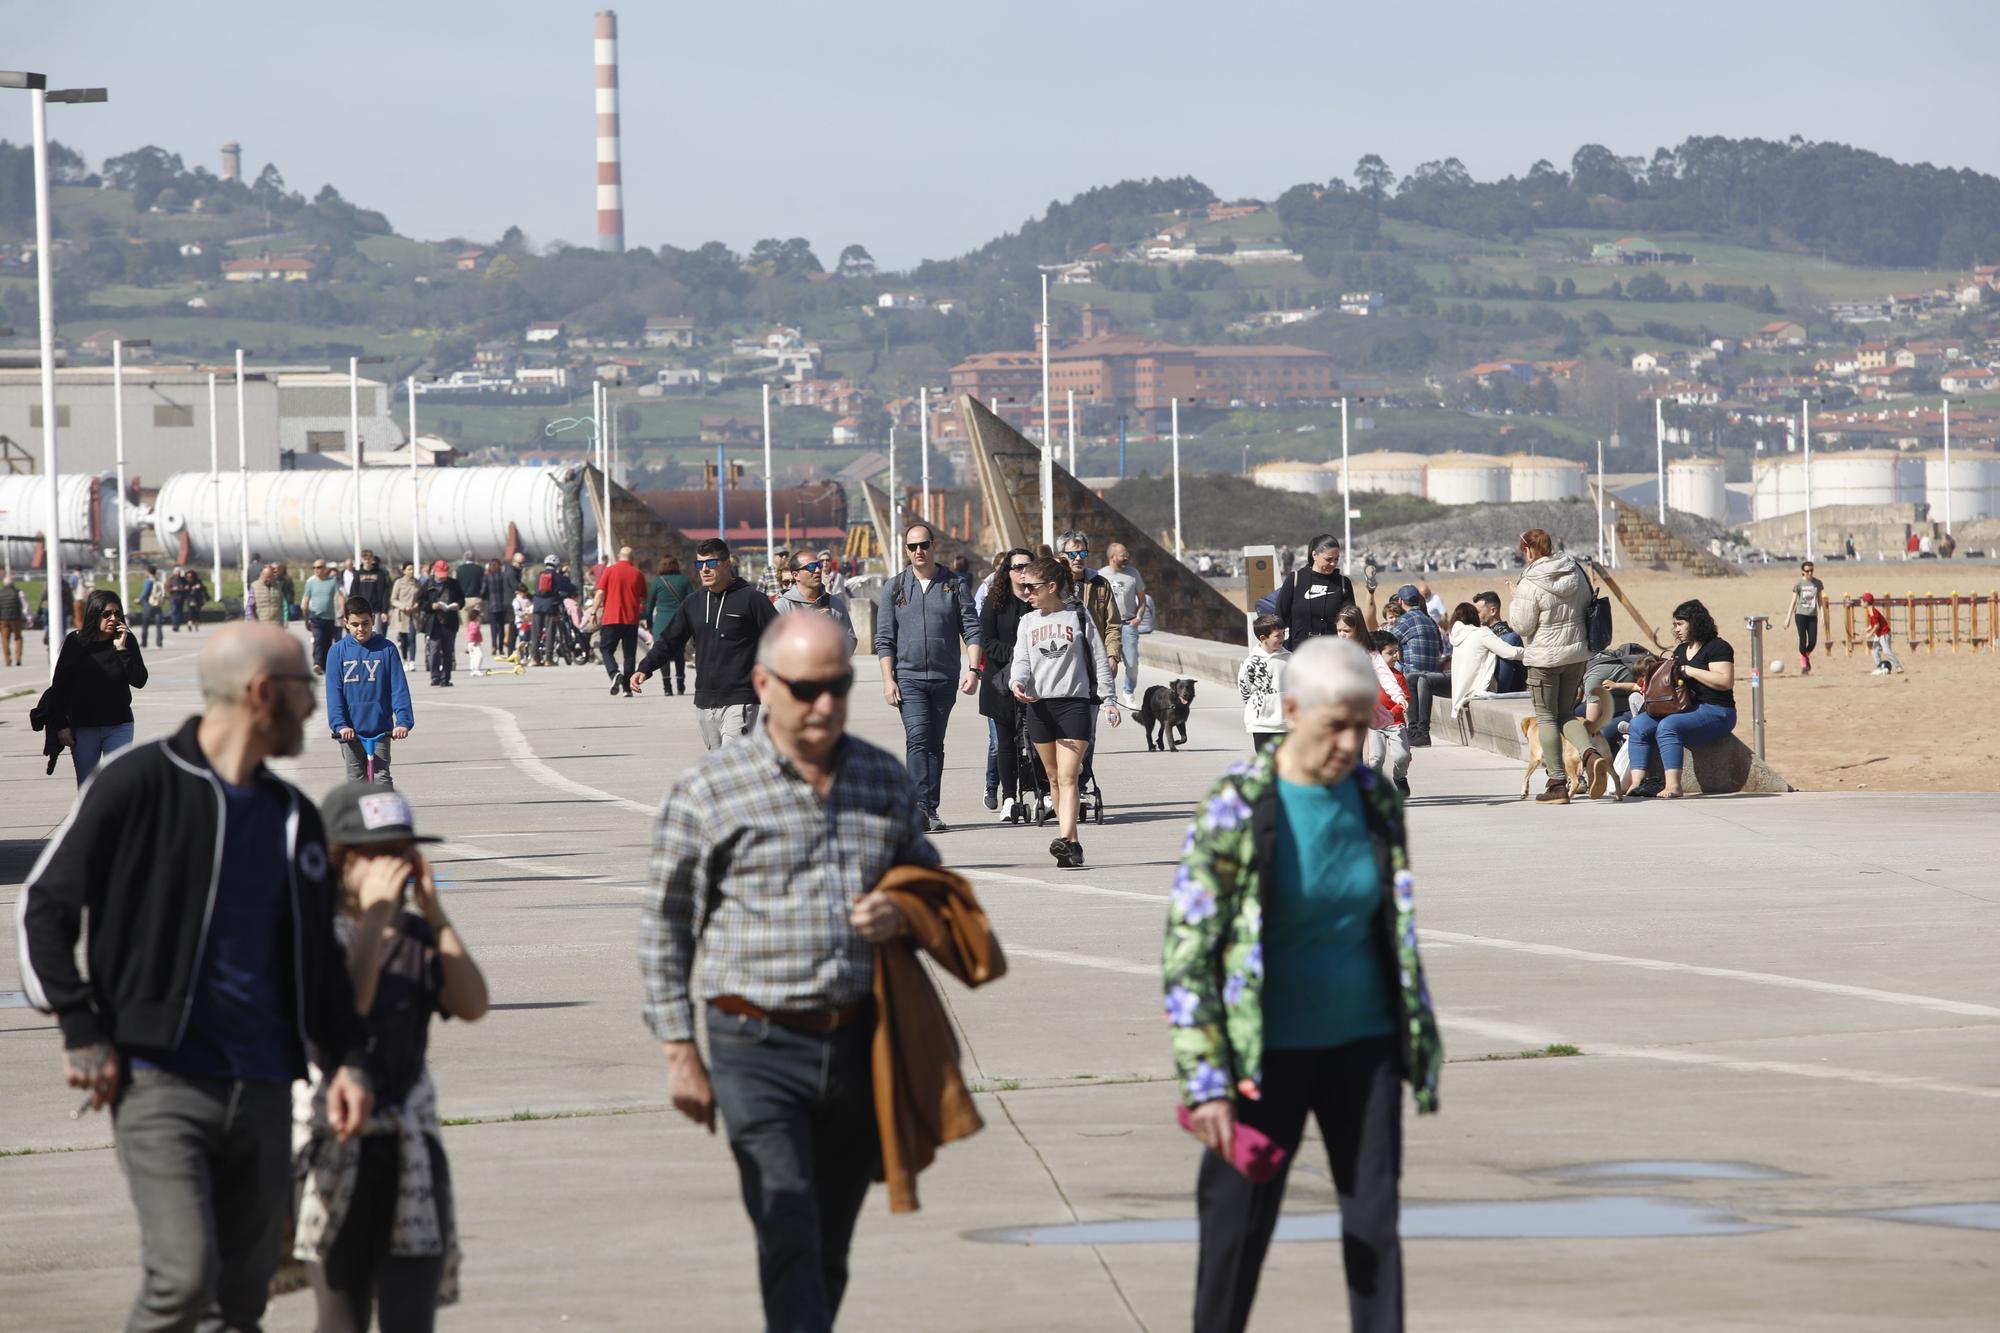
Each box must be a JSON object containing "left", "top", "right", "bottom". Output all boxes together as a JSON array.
[
  {"left": 1506, "top": 529, "right": 1597, "bottom": 804},
  {"left": 1446, "top": 603, "right": 1525, "bottom": 719}
]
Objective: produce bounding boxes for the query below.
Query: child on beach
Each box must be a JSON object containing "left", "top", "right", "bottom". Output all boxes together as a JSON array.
[
  {"left": 1861, "top": 593, "right": 1905, "bottom": 675},
  {"left": 512, "top": 590, "right": 532, "bottom": 662},
  {"left": 1237, "top": 613, "right": 1290, "bottom": 750},
  {"left": 1368, "top": 628, "right": 1412, "bottom": 795},
  {"left": 464, "top": 609, "right": 484, "bottom": 677}
]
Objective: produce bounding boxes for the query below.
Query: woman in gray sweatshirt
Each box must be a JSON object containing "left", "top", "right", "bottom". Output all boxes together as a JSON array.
[{"left": 1009, "top": 555, "right": 1121, "bottom": 868}]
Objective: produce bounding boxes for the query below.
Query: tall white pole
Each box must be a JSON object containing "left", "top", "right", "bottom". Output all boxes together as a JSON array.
[
  {"left": 1039, "top": 272, "right": 1054, "bottom": 550},
  {"left": 761, "top": 383, "right": 775, "bottom": 576},
  {"left": 408, "top": 376, "right": 420, "bottom": 575},
  {"left": 114, "top": 342, "right": 131, "bottom": 612},
  {"left": 30, "top": 88, "right": 63, "bottom": 669},
  {"left": 603, "top": 387, "right": 616, "bottom": 555},
  {"left": 208, "top": 372, "right": 222, "bottom": 601},
  {"left": 919, "top": 385, "right": 931, "bottom": 519},
  {"left": 1802, "top": 397, "right": 1814, "bottom": 560},
  {"left": 349, "top": 356, "right": 362, "bottom": 566},
  {"left": 887, "top": 425, "right": 899, "bottom": 574},
  {"left": 1066, "top": 388, "right": 1076, "bottom": 475},
  {"left": 1942, "top": 396, "right": 1953, "bottom": 535},
  {"left": 1171, "top": 397, "right": 1184, "bottom": 566},
  {"left": 1654, "top": 396, "right": 1666, "bottom": 524},
  {"left": 1595, "top": 438, "right": 1606, "bottom": 566},
  {"left": 1339, "top": 396, "right": 1352, "bottom": 574},
  {"left": 234, "top": 348, "right": 249, "bottom": 593},
  {"left": 592, "top": 381, "right": 605, "bottom": 562}
]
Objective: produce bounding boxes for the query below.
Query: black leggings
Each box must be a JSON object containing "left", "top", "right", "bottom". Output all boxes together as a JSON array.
[
  {"left": 1795, "top": 612, "right": 1819, "bottom": 658},
  {"left": 309, "top": 1138, "right": 450, "bottom": 1333}
]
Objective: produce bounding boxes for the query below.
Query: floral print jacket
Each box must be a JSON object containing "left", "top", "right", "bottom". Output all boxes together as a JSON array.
[{"left": 1162, "top": 749, "right": 1442, "bottom": 1114}]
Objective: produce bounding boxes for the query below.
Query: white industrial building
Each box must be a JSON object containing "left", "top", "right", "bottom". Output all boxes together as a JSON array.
[
  {"left": 1504, "top": 454, "right": 1588, "bottom": 502},
  {"left": 1250, "top": 459, "right": 1340, "bottom": 496},
  {"left": 1751, "top": 450, "right": 1925, "bottom": 521},
  {"left": 1424, "top": 452, "right": 1511, "bottom": 505},
  {"left": 0, "top": 366, "right": 404, "bottom": 485},
  {"left": 1666, "top": 458, "right": 1730, "bottom": 524}
]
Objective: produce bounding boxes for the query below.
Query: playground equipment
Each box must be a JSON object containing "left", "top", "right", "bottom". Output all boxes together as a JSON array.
[{"left": 1838, "top": 592, "right": 1999, "bottom": 654}]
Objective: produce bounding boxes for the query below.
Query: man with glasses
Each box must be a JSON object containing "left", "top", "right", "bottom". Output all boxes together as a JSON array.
[
  {"left": 873, "top": 522, "right": 983, "bottom": 832},
  {"left": 757, "top": 548, "right": 792, "bottom": 600},
  {"left": 20, "top": 622, "right": 374, "bottom": 1333},
  {"left": 1100, "top": 542, "right": 1147, "bottom": 705},
  {"left": 303, "top": 558, "right": 342, "bottom": 676},
  {"left": 818, "top": 549, "right": 846, "bottom": 596},
  {"left": 632, "top": 537, "right": 779, "bottom": 749},
  {"left": 776, "top": 551, "right": 857, "bottom": 653},
  {"left": 642, "top": 613, "right": 937, "bottom": 1333}
]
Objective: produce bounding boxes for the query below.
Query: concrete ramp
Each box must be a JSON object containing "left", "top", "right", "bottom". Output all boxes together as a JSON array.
[
  {"left": 959, "top": 395, "right": 1247, "bottom": 646},
  {"left": 583, "top": 465, "right": 699, "bottom": 574},
  {"left": 859, "top": 481, "right": 982, "bottom": 576}
]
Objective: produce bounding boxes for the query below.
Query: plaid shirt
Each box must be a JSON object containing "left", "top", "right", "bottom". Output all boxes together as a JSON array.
[
  {"left": 1390, "top": 610, "right": 1444, "bottom": 675},
  {"left": 639, "top": 725, "right": 938, "bottom": 1042}
]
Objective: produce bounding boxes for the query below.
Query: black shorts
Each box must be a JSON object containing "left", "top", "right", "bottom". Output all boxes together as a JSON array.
[{"left": 1026, "top": 697, "right": 1093, "bottom": 744}]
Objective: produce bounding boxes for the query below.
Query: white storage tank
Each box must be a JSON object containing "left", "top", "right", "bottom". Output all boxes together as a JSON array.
[
  {"left": 1339, "top": 451, "right": 1428, "bottom": 497},
  {"left": 152, "top": 466, "right": 591, "bottom": 567},
  {"left": 1666, "top": 458, "right": 1729, "bottom": 524},
  {"left": 1505, "top": 454, "right": 1588, "bottom": 502},
  {"left": 1923, "top": 450, "right": 2000, "bottom": 524},
  {"left": 1424, "top": 451, "right": 1510, "bottom": 505},
  {"left": 1251, "top": 459, "right": 1338, "bottom": 496},
  {"left": 0, "top": 474, "right": 116, "bottom": 570},
  {"left": 1753, "top": 449, "right": 1921, "bottom": 520}
]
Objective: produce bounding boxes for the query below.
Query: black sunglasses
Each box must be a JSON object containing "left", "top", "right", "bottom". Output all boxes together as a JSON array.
[
  {"left": 905, "top": 539, "right": 933, "bottom": 552},
  {"left": 799, "top": 561, "right": 822, "bottom": 572},
  {"left": 1008, "top": 562, "right": 1032, "bottom": 572},
  {"left": 695, "top": 558, "right": 723, "bottom": 570},
  {"left": 767, "top": 669, "right": 855, "bottom": 702},
  {"left": 1062, "top": 547, "right": 1088, "bottom": 558}
]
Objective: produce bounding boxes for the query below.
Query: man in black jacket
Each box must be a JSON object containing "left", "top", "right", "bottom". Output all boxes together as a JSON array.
[
  {"left": 351, "top": 549, "right": 391, "bottom": 634},
  {"left": 19, "top": 622, "right": 373, "bottom": 1333},
  {"left": 1274, "top": 534, "right": 1357, "bottom": 650},
  {"left": 631, "top": 537, "right": 778, "bottom": 749}
]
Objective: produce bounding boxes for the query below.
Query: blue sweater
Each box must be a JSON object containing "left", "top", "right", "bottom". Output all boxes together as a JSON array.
[{"left": 325, "top": 633, "right": 414, "bottom": 737}]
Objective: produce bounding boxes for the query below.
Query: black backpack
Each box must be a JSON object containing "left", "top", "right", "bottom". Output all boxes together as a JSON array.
[{"left": 1581, "top": 560, "right": 1613, "bottom": 654}]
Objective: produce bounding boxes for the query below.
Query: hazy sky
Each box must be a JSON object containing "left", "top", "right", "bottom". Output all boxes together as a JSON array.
[{"left": 10, "top": 1, "right": 1998, "bottom": 269}]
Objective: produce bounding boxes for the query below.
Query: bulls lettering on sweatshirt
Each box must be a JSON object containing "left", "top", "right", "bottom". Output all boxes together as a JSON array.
[{"left": 1009, "top": 603, "right": 1114, "bottom": 703}]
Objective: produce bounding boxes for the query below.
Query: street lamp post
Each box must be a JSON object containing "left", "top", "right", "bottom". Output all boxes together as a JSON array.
[
  {"left": 761, "top": 384, "right": 775, "bottom": 576},
  {"left": 112, "top": 338, "right": 150, "bottom": 609},
  {"left": 1066, "top": 389, "right": 1076, "bottom": 476},
  {"left": 1654, "top": 396, "right": 1666, "bottom": 525},
  {"left": 407, "top": 374, "right": 438, "bottom": 575},
  {"left": 207, "top": 372, "right": 223, "bottom": 600},
  {"left": 918, "top": 385, "right": 931, "bottom": 520},
  {"left": 349, "top": 354, "right": 383, "bottom": 566},
  {"left": 1339, "top": 396, "right": 1352, "bottom": 575},
  {"left": 1942, "top": 396, "right": 1959, "bottom": 537},
  {"left": 1801, "top": 397, "right": 1814, "bottom": 561},
  {"left": 1039, "top": 272, "right": 1054, "bottom": 550},
  {"left": 886, "top": 426, "right": 899, "bottom": 574},
  {"left": 235, "top": 349, "right": 251, "bottom": 594},
  {"left": 1170, "top": 397, "right": 1184, "bottom": 566}
]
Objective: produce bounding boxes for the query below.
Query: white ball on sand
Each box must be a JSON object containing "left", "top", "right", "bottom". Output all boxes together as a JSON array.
[{"left": 1767, "top": 660, "right": 1785, "bottom": 675}]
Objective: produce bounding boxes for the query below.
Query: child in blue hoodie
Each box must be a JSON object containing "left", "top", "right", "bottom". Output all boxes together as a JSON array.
[{"left": 325, "top": 595, "right": 415, "bottom": 786}]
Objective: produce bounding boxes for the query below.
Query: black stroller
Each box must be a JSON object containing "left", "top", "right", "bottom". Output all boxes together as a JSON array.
[{"left": 1003, "top": 699, "right": 1105, "bottom": 827}]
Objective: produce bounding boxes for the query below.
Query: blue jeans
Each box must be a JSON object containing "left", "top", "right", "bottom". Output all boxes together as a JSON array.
[
  {"left": 1119, "top": 624, "right": 1141, "bottom": 696},
  {"left": 72, "top": 721, "right": 135, "bottom": 784},
  {"left": 984, "top": 717, "right": 1000, "bottom": 796},
  {"left": 895, "top": 675, "right": 956, "bottom": 816},
  {"left": 1625, "top": 703, "right": 1736, "bottom": 775}
]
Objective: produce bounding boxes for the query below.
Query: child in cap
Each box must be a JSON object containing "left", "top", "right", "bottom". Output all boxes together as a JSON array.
[
  {"left": 292, "top": 783, "right": 487, "bottom": 1328},
  {"left": 1861, "top": 593, "right": 1904, "bottom": 675}
]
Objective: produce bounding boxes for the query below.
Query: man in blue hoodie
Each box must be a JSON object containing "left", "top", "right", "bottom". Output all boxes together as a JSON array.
[{"left": 324, "top": 595, "right": 414, "bottom": 786}]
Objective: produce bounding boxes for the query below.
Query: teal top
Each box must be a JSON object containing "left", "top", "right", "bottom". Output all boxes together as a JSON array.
[
  {"left": 303, "top": 574, "right": 342, "bottom": 620},
  {"left": 1262, "top": 775, "right": 1393, "bottom": 1050}
]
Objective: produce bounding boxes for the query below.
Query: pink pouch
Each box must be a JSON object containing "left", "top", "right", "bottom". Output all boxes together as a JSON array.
[{"left": 1176, "top": 1104, "right": 1289, "bottom": 1183}]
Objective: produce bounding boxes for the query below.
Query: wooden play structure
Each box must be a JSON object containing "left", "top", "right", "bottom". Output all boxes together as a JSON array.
[{"left": 1837, "top": 592, "right": 1999, "bottom": 654}]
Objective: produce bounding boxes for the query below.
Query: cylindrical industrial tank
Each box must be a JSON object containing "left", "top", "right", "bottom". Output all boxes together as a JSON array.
[
  {"left": 1249, "top": 460, "right": 1339, "bottom": 496},
  {"left": 0, "top": 473, "right": 114, "bottom": 568},
  {"left": 152, "top": 467, "right": 589, "bottom": 566},
  {"left": 1339, "top": 451, "right": 1428, "bottom": 497},
  {"left": 1923, "top": 450, "right": 2000, "bottom": 524},
  {"left": 1666, "top": 458, "right": 1729, "bottom": 524},
  {"left": 1505, "top": 454, "right": 1588, "bottom": 502},
  {"left": 1753, "top": 449, "right": 1921, "bottom": 520},
  {"left": 1424, "top": 452, "right": 1510, "bottom": 505}
]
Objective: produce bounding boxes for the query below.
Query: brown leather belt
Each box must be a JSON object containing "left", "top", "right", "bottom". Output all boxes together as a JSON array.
[{"left": 709, "top": 994, "right": 873, "bottom": 1034}]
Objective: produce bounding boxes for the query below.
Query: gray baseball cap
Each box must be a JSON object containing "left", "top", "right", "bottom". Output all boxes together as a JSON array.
[{"left": 320, "top": 783, "right": 441, "bottom": 847}]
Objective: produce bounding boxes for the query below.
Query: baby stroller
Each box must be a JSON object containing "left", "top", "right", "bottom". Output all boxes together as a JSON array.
[{"left": 1003, "top": 699, "right": 1051, "bottom": 827}]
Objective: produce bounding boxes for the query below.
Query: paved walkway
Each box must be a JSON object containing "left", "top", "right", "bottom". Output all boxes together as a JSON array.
[{"left": 1, "top": 630, "right": 1994, "bottom": 1330}]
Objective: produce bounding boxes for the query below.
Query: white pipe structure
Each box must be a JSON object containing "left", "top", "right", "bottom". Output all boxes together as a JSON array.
[
  {"left": 349, "top": 357, "right": 362, "bottom": 566},
  {"left": 1802, "top": 398, "right": 1814, "bottom": 560},
  {"left": 208, "top": 373, "right": 222, "bottom": 598},
  {"left": 1066, "top": 389, "right": 1076, "bottom": 475},
  {"left": 1039, "top": 271, "right": 1054, "bottom": 550},
  {"left": 918, "top": 385, "right": 930, "bottom": 519},
  {"left": 29, "top": 87, "right": 61, "bottom": 671},
  {"left": 1339, "top": 396, "right": 1352, "bottom": 574},
  {"left": 761, "top": 383, "right": 775, "bottom": 575},
  {"left": 112, "top": 338, "right": 129, "bottom": 608},
  {"left": 407, "top": 377, "right": 421, "bottom": 574},
  {"left": 235, "top": 348, "right": 249, "bottom": 591},
  {"left": 1654, "top": 396, "right": 1666, "bottom": 524},
  {"left": 1171, "top": 397, "right": 1184, "bottom": 565},
  {"left": 886, "top": 425, "right": 899, "bottom": 574},
  {"left": 1942, "top": 396, "right": 1953, "bottom": 535},
  {"left": 1595, "top": 438, "right": 1606, "bottom": 566}
]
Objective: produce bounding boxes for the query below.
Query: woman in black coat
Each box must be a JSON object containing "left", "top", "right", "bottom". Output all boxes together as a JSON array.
[
  {"left": 418, "top": 560, "right": 465, "bottom": 687},
  {"left": 46, "top": 588, "right": 149, "bottom": 784},
  {"left": 978, "top": 548, "right": 1038, "bottom": 819}
]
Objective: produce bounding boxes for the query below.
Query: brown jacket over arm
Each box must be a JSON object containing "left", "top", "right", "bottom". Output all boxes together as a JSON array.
[{"left": 870, "top": 865, "right": 1007, "bottom": 1214}]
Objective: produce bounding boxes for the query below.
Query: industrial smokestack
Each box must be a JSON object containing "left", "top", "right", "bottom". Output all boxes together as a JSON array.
[
  {"left": 594, "top": 10, "right": 624, "bottom": 253},
  {"left": 221, "top": 141, "right": 241, "bottom": 183}
]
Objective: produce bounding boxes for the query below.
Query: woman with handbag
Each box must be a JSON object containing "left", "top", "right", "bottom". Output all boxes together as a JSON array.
[
  {"left": 1622, "top": 599, "right": 1737, "bottom": 800},
  {"left": 1164, "top": 634, "right": 1441, "bottom": 1333}
]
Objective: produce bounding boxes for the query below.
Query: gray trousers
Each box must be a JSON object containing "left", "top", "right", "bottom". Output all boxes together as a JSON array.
[
  {"left": 697, "top": 703, "right": 761, "bottom": 751},
  {"left": 340, "top": 734, "right": 394, "bottom": 787},
  {"left": 114, "top": 1068, "right": 292, "bottom": 1333}
]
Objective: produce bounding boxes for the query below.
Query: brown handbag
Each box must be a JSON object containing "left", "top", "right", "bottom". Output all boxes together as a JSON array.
[{"left": 1641, "top": 650, "right": 1692, "bottom": 718}]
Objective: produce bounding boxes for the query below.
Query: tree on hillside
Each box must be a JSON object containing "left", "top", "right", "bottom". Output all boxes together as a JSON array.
[
  {"left": 748, "top": 237, "right": 822, "bottom": 277},
  {"left": 1569, "top": 144, "right": 1635, "bottom": 200},
  {"left": 836, "top": 243, "right": 875, "bottom": 278},
  {"left": 1354, "top": 154, "right": 1394, "bottom": 201}
]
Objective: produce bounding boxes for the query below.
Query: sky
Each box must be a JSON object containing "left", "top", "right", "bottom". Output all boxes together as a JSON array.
[{"left": 8, "top": 1, "right": 1999, "bottom": 271}]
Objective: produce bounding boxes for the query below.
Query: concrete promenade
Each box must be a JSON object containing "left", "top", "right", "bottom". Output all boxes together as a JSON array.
[{"left": 1, "top": 629, "right": 1995, "bottom": 1330}]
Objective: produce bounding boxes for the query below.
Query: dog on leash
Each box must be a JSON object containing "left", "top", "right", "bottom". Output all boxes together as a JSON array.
[
  {"left": 1518, "top": 714, "right": 1592, "bottom": 799},
  {"left": 1140, "top": 679, "right": 1197, "bottom": 752}
]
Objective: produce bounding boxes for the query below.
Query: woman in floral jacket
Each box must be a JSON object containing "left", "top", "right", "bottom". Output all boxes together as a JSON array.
[{"left": 1162, "top": 634, "right": 1442, "bottom": 1333}]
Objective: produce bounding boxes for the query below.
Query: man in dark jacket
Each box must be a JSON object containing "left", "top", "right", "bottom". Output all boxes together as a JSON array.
[
  {"left": 529, "top": 554, "right": 578, "bottom": 665},
  {"left": 350, "top": 549, "right": 391, "bottom": 633},
  {"left": 19, "top": 622, "right": 373, "bottom": 1333},
  {"left": 631, "top": 537, "right": 779, "bottom": 749},
  {"left": 1474, "top": 590, "right": 1527, "bottom": 693},
  {"left": 1274, "top": 534, "right": 1356, "bottom": 650},
  {"left": 454, "top": 551, "right": 486, "bottom": 608},
  {"left": 873, "top": 522, "right": 983, "bottom": 832}
]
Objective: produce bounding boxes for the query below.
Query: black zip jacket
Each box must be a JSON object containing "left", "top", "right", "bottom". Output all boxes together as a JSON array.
[
  {"left": 636, "top": 576, "right": 778, "bottom": 708},
  {"left": 47, "top": 630, "right": 149, "bottom": 729},
  {"left": 17, "top": 716, "right": 368, "bottom": 1076},
  {"left": 352, "top": 564, "right": 391, "bottom": 616},
  {"left": 1275, "top": 566, "right": 1357, "bottom": 649}
]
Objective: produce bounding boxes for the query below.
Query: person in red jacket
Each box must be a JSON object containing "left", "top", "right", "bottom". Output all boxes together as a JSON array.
[{"left": 597, "top": 545, "right": 649, "bottom": 698}]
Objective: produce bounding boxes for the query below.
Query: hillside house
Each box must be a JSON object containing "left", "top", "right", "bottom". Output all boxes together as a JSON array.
[
  {"left": 1054, "top": 262, "right": 1096, "bottom": 285},
  {"left": 514, "top": 366, "right": 572, "bottom": 390},
  {"left": 831, "top": 415, "right": 863, "bottom": 446},
  {"left": 1462, "top": 361, "right": 1537, "bottom": 388},
  {"left": 524, "top": 321, "right": 566, "bottom": 344},
  {"left": 654, "top": 367, "right": 705, "bottom": 395},
  {"left": 1339, "top": 291, "right": 1384, "bottom": 315},
  {"left": 472, "top": 341, "right": 515, "bottom": 373},
  {"left": 455, "top": 249, "right": 490, "bottom": 273},
  {"left": 876, "top": 293, "right": 929, "bottom": 310},
  {"left": 1894, "top": 347, "right": 1940, "bottom": 371},
  {"left": 1940, "top": 367, "right": 1998, "bottom": 393},
  {"left": 1630, "top": 351, "right": 1671, "bottom": 376},
  {"left": 1854, "top": 342, "right": 1893, "bottom": 371},
  {"left": 643, "top": 316, "right": 696, "bottom": 348},
  {"left": 223, "top": 255, "right": 315, "bottom": 283},
  {"left": 700, "top": 416, "right": 759, "bottom": 445},
  {"left": 1756, "top": 320, "right": 1808, "bottom": 348},
  {"left": 1206, "top": 201, "right": 1264, "bottom": 222}
]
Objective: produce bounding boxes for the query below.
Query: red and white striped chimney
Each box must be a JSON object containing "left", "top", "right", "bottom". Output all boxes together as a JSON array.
[{"left": 594, "top": 9, "right": 624, "bottom": 252}]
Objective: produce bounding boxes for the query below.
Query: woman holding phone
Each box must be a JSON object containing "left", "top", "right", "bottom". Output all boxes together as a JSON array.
[
  {"left": 46, "top": 588, "right": 149, "bottom": 783},
  {"left": 1163, "top": 634, "right": 1442, "bottom": 1333}
]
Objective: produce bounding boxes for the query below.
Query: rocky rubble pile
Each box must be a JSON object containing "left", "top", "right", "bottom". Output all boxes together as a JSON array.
[{"left": 1337, "top": 498, "right": 1749, "bottom": 574}]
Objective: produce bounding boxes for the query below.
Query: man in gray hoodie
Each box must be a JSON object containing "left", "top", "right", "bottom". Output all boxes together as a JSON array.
[
  {"left": 873, "top": 522, "right": 982, "bottom": 832},
  {"left": 775, "top": 552, "right": 856, "bottom": 654},
  {"left": 1506, "top": 528, "right": 1597, "bottom": 804}
]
